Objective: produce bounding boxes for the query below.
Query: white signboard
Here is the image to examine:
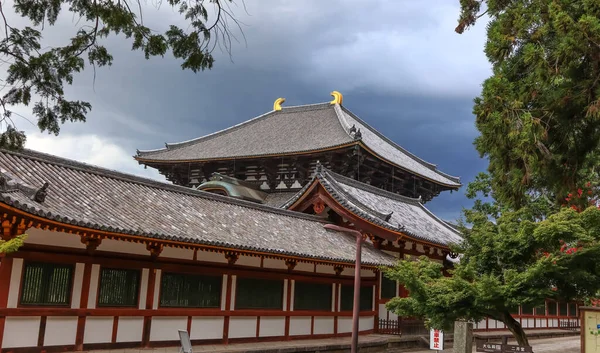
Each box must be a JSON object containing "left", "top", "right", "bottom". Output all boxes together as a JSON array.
[{"left": 430, "top": 328, "right": 444, "bottom": 350}]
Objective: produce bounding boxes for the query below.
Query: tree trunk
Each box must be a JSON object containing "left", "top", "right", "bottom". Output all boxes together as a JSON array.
[{"left": 501, "top": 311, "right": 530, "bottom": 347}]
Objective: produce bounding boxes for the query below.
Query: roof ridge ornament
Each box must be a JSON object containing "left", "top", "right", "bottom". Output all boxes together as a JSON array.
[
  {"left": 273, "top": 97, "right": 285, "bottom": 111},
  {"left": 330, "top": 91, "right": 343, "bottom": 105},
  {"left": 354, "top": 128, "right": 362, "bottom": 140},
  {"left": 33, "top": 182, "right": 49, "bottom": 203}
]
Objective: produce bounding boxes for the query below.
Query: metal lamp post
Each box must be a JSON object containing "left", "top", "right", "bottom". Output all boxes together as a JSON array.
[{"left": 323, "top": 224, "right": 364, "bottom": 353}]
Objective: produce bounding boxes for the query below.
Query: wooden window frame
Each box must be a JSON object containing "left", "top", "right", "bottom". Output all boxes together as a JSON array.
[
  {"left": 96, "top": 267, "right": 142, "bottom": 308},
  {"left": 18, "top": 260, "right": 75, "bottom": 308},
  {"left": 158, "top": 271, "right": 222, "bottom": 309},
  {"left": 235, "top": 277, "right": 284, "bottom": 310},
  {"left": 293, "top": 281, "right": 333, "bottom": 311}
]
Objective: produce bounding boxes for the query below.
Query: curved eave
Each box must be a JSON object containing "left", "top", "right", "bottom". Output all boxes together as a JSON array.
[
  {"left": 0, "top": 201, "right": 389, "bottom": 268},
  {"left": 286, "top": 178, "right": 453, "bottom": 250}
]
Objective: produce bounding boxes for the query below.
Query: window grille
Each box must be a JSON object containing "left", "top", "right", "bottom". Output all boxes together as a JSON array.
[
  {"left": 294, "top": 282, "right": 332, "bottom": 311},
  {"left": 160, "top": 273, "right": 222, "bottom": 308},
  {"left": 340, "top": 285, "right": 373, "bottom": 311},
  {"left": 20, "top": 262, "right": 73, "bottom": 306},
  {"left": 98, "top": 268, "right": 140, "bottom": 307},
  {"left": 381, "top": 276, "right": 397, "bottom": 299},
  {"left": 235, "top": 277, "right": 283, "bottom": 309}
]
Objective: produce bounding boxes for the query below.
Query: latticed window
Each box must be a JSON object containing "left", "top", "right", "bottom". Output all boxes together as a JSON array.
[
  {"left": 98, "top": 268, "right": 140, "bottom": 307},
  {"left": 559, "top": 302, "right": 568, "bottom": 316},
  {"left": 160, "top": 273, "right": 222, "bottom": 308},
  {"left": 20, "top": 262, "right": 73, "bottom": 306},
  {"left": 568, "top": 303, "right": 577, "bottom": 317},
  {"left": 509, "top": 305, "right": 520, "bottom": 315},
  {"left": 294, "top": 282, "right": 332, "bottom": 311},
  {"left": 236, "top": 277, "right": 283, "bottom": 309},
  {"left": 521, "top": 303, "right": 534, "bottom": 315},
  {"left": 548, "top": 301, "right": 558, "bottom": 316},
  {"left": 381, "top": 276, "right": 397, "bottom": 299},
  {"left": 340, "top": 285, "right": 373, "bottom": 311}
]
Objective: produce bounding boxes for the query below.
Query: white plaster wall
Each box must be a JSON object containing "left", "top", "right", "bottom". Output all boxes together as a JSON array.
[
  {"left": 361, "top": 269, "right": 375, "bottom": 278},
  {"left": 289, "top": 317, "right": 311, "bottom": 336},
  {"left": 259, "top": 317, "right": 285, "bottom": 337},
  {"left": 263, "top": 258, "right": 287, "bottom": 270},
  {"left": 550, "top": 318, "right": 558, "bottom": 328},
  {"left": 236, "top": 256, "right": 261, "bottom": 267},
  {"left": 196, "top": 251, "right": 227, "bottom": 264},
  {"left": 71, "top": 263, "right": 84, "bottom": 308},
  {"left": 378, "top": 304, "right": 387, "bottom": 319},
  {"left": 116, "top": 317, "right": 144, "bottom": 343},
  {"left": 138, "top": 269, "right": 149, "bottom": 309},
  {"left": 44, "top": 317, "right": 78, "bottom": 346},
  {"left": 7, "top": 258, "right": 23, "bottom": 308},
  {"left": 83, "top": 317, "right": 113, "bottom": 344},
  {"left": 87, "top": 264, "right": 100, "bottom": 309},
  {"left": 294, "top": 262, "right": 314, "bottom": 273},
  {"left": 153, "top": 270, "right": 162, "bottom": 310},
  {"left": 488, "top": 320, "right": 497, "bottom": 329},
  {"left": 476, "top": 320, "right": 486, "bottom": 330},
  {"left": 24, "top": 228, "right": 86, "bottom": 249},
  {"left": 2, "top": 317, "right": 40, "bottom": 348},
  {"left": 338, "top": 267, "right": 353, "bottom": 276},
  {"left": 338, "top": 317, "right": 352, "bottom": 333},
  {"left": 359, "top": 316, "right": 374, "bottom": 331},
  {"left": 314, "top": 317, "right": 334, "bottom": 334},
  {"left": 220, "top": 275, "right": 228, "bottom": 310},
  {"left": 97, "top": 239, "right": 148, "bottom": 255},
  {"left": 316, "top": 264, "right": 336, "bottom": 275},
  {"left": 191, "top": 317, "right": 223, "bottom": 340},
  {"left": 150, "top": 317, "right": 187, "bottom": 341},
  {"left": 228, "top": 317, "right": 257, "bottom": 338},
  {"left": 161, "top": 247, "right": 194, "bottom": 260},
  {"left": 526, "top": 318, "right": 534, "bottom": 328},
  {"left": 536, "top": 318, "right": 545, "bottom": 328}
]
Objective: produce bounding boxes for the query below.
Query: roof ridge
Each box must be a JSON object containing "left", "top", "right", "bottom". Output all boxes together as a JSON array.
[
  {"left": 0, "top": 149, "right": 330, "bottom": 224},
  {"left": 339, "top": 106, "right": 461, "bottom": 184}
]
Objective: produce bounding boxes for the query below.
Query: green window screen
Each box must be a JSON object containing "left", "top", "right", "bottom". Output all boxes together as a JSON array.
[
  {"left": 340, "top": 285, "right": 373, "bottom": 311},
  {"left": 381, "top": 276, "right": 397, "bottom": 299},
  {"left": 559, "top": 302, "right": 568, "bottom": 316},
  {"left": 548, "top": 302, "right": 558, "bottom": 316},
  {"left": 20, "top": 262, "right": 73, "bottom": 306},
  {"left": 294, "top": 282, "right": 332, "bottom": 311},
  {"left": 98, "top": 268, "right": 140, "bottom": 307},
  {"left": 236, "top": 277, "right": 283, "bottom": 309},
  {"left": 568, "top": 303, "right": 577, "bottom": 317},
  {"left": 160, "top": 273, "right": 222, "bottom": 308},
  {"left": 521, "top": 304, "right": 534, "bottom": 315}
]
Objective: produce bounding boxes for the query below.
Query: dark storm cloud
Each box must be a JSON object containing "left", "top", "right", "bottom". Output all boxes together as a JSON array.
[{"left": 6, "top": 0, "right": 491, "bottom": 221}]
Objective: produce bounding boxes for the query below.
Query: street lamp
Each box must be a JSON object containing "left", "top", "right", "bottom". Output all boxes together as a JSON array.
[{"left": 323, "top": 224, "right": 365, "bottom": 353}]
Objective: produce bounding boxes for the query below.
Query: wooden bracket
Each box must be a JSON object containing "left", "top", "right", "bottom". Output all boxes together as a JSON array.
[
  {"left": 80, "top": 234, "right": 102, "bottom": 254},
  {"left": 285, "top": 259, "right": 297, "bottom": 272},
  {"left": 313, "top": 200, "right": 326, "bottom": 215},
  {"left": 225, "top": 252, "right": 239, "bottom": 265},
  {"left": 146, "top": 243, "right": 164, "bottom": 259},
  {"left": 372, "top": 237, "right": 383, "bottom": 249},
  {"left": 334, "top": 265, "right": 344, "bottom": 276}
]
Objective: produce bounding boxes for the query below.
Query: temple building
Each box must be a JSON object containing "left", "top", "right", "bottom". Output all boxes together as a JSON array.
[{"left": 0, "top": 93, "right": 580, "bottom": 353}]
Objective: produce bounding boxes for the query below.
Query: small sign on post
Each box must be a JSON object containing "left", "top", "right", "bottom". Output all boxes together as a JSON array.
[
  {"left": 430, "top": 328, "right": 444, "bottom": 350},
  {"left": 475, "top": 340, "right": 532, "bottom": 353},
  {"left": 178, "top": 329, "right": 192, "bottom": 353}
]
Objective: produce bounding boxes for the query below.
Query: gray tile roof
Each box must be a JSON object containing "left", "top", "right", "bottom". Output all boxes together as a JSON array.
[
  {"left": 283, "top": 165, "right": 463, "bottom": 247},
  {"left": 136, "top": 102, "right": 460, "bottom": 187},
  {"left": 263, "top": 192, "right": 298, "bottom": 208},
  {"left": 0, "top": 149, "right": 395, "bottom": 266}
]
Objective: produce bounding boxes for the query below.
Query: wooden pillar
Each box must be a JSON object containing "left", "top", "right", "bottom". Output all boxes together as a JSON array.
[
  {"left": 374, "top": 270, "right": 380, "bottom": 333},
  {"left": 75, "top": 262, "right": 92, "bottom": 350},
  {"left": 0, "top": 257, "right": 14, "bottom": 352},
  {"left": 284, "top": 279, "right": 292, "bottom": 340},
  {"left": 333, "top": 282, "right": 340, "bottom": 335},
  {"left": 142, "top": 267, "right": 157, "bottom": 348}
]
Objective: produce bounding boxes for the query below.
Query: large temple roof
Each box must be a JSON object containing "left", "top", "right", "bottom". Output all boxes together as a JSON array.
[
  {"left": 284, "top": 165, "right": 463, "bottom": 247},
  {"left": 0, "top": 149, "right": 395, "bottom": 266},
  {"left": 135, "top": 100, "right": 461, "bottom": 188}
]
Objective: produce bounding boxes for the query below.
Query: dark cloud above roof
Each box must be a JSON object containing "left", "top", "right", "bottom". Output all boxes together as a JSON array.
[{"left": 5, "top": 0, "right": 491, "bottom": 223}]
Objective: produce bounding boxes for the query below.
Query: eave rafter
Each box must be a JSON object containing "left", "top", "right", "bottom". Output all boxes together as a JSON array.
[{"left": 0, "top": 204, "right": 380, "bottom": 270}]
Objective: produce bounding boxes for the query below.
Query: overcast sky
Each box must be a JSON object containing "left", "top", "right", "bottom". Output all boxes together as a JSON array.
[{"left": 7, "top": 0, "right": 491, "bottom": 222}]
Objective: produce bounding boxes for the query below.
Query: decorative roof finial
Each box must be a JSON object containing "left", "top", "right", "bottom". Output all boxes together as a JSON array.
[
  {"left": 330, "top": 91, "right": 343, "bottom": 105},
  {"left": 354, "top": 128, "right": 362, "bottom": 140},
  {"left": 34, "top": 182, "right": 49, "bottom": 203},
  {"left": 273, "top": 97, "right": 285, "bottom": 111},
  {"left": 349, "top": 124, "right": 356, "bottom": 134}
]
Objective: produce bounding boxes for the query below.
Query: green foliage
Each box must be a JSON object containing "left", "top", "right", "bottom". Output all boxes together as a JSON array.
[
  {"left": 0, "top": 234, "right": 27, "bottom": 254},
  {"left": 0, "top": 0, "right": 239, "bottom": 149},
  {"left": 458, "top": 0, "right": 600, "bottom": 208}
]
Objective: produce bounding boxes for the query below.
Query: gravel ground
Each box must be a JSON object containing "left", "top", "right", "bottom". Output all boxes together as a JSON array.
[{"left": 387, "top": 336, "right": 580, "bottom": 353}]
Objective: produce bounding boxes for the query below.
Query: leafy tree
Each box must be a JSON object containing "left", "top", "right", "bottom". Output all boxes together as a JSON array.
[
  {"left": 385, "top": 0, "right": 600, "bottom": 346},
  {"left": 0, "top": 234, "right": 26, "bottom": 254},
  {"left": 0, "top": 0, "right": 241, "bottom": 149}
]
